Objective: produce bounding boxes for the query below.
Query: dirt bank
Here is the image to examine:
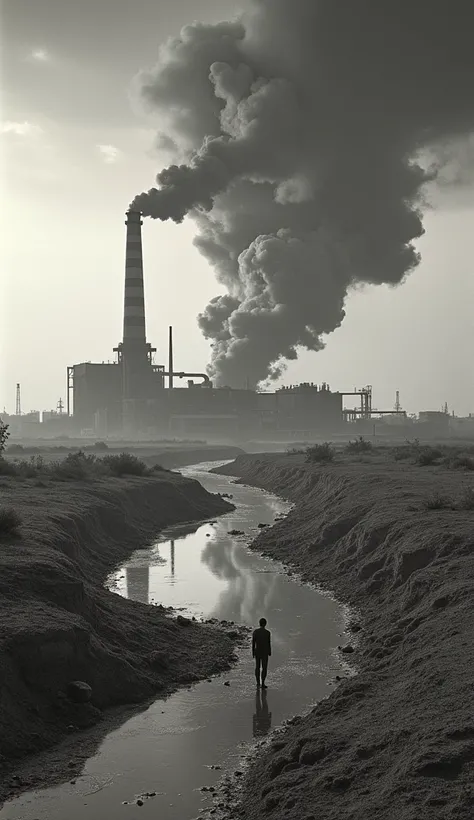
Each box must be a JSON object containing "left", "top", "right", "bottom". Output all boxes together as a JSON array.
[
  {"left": 210, "top": 453, "right": 474, "bottom": 820},
  {"left": 0, "top": 470, "right": 236, "bottom": 802}
]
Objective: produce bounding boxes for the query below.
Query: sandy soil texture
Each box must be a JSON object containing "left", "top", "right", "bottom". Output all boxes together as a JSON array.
[
  {"left": 0, "top": 467, "right": 236, "bottom": 803},
  {"left": 210, "top": 453, "right": 474, "bottom": 820}
]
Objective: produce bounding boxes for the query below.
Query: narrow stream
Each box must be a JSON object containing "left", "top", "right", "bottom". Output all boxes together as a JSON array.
[{"left": 1, "top": 461, "right": 347, "bottom": 820}]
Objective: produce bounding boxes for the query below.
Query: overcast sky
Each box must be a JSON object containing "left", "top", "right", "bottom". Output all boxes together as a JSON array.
[{"left": 1, "top": 0, "right": 473, "bottom": 416}]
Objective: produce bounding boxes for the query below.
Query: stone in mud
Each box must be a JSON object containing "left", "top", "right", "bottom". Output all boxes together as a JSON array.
[
  {"left": 348, "top": 621, "right": 362, "bottom": 632},
  {"left": 339, "top": 644, "right": 355, "bottom": 654},
  {"left": 224, "top": 680, "right": 231, "bottom": 686},
  {"left": 66, "top": 681, "right": 92, "bottom": 704},
  {"left": 176, "top": 614, "right": 191, "bottom": 626},
  {"left": 258, "top": 523, "right": 268, "bottom": 528},
  {"left": 228, "top": 529, "right": 244, "bottom": 535}
]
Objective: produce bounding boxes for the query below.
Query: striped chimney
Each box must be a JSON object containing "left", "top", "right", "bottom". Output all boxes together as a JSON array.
[{"left": 123, "top": 209, "right": 146, "bottom": 345}]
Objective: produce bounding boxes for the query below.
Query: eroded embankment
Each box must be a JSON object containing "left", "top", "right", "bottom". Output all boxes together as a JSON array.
[
  {"left": 213, "top": 454, "right": 474, "bottom": 820},
  {"left": 0, "top": 471, "right": 235, "bottom": 790}
]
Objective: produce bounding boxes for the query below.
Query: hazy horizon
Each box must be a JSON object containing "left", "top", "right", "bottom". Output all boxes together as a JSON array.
[{"left": 2, "top": 0, "right": 474, "bottom": 417}]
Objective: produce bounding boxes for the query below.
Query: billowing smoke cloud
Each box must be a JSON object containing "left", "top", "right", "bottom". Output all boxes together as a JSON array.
[{"left": 131, "top": 1, "right": 474, "bottom": 387}]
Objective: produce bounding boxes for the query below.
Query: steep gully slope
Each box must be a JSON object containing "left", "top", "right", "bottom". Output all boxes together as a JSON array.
[
  {"left": 211, "top": 454, "right": 474, "bottom": 820},
  {"left": 0, "top": 468, "right": 237, "bottom": 801}
]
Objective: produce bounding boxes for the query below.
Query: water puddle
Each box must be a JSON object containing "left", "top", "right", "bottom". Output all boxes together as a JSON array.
[{"left": 0, "top": 461, "right": 347, "bottom": 820}]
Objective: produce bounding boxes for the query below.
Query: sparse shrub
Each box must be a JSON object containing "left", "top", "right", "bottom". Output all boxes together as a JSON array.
[
  {"left": 102, "top": 452, "right": 149, "bottom": 477},
  {"left": 151, "top": 463, "right": 166, "bottom": 472},
  {"left": 346, "top": 436, "right": 373, "bottom": 454},
  {"left": 448, "top": 454, "right": 474, "bottom": 471},
  {"left": 0, "top": 507, "right": 22, "bottom": 536},
  {"left": 286, "top": 447, "right": 306, "bottom": 455},
  {"left": 422, "top": 492, "right": 453, "bottom": 510},
  {"left": 416, "top": 446, "right": 442, "bottom": 466},
  {"left": 456, "top": 487, "right": 474, "bottom": 510},
  {"left": 305, "top": 442, "right": 335, "bottom": 463},
  {"left": 50, "top": 451, "right": 102, "bottom": 481},
  {"left": 13, "top": 455, "right": 45, "bottom": 478}
]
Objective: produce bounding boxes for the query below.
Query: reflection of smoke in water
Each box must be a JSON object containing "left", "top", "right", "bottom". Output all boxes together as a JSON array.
[{"left": 202, "top": 538, "right": 279, "bottom": 623}]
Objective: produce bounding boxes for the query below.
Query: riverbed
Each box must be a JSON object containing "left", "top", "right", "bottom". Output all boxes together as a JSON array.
[{"left": 0, "top": 461, "right": 347, "bottom": 820}]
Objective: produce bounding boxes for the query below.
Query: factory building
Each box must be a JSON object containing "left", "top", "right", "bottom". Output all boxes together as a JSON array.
[{"left": 67, "top": 210, "right": 345, "bottom": 440}]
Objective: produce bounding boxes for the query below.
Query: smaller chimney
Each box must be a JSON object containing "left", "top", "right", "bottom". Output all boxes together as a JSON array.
[{"left": 168, "top": 326, "right": 174, "bottom": 389}]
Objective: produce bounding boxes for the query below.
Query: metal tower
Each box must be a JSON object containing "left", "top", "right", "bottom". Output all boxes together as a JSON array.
[
  {"left": 394, "top": 390, "right": 401, "bottom": 412},
  {"left": 15, "top": 383, "right": 21, "bottom": 416}
]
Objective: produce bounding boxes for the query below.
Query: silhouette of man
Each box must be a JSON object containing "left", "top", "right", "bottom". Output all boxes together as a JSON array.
[{"left": 252, "top": 617, "right": 271, "bottom": 688}]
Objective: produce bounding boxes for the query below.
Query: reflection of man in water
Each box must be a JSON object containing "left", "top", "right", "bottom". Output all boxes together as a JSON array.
[
  {"left": 252, "top": 617, "right": 272, "bottom": 688},
  {"left": 253, "top": 688, "right": 272, "bottom": 737}
]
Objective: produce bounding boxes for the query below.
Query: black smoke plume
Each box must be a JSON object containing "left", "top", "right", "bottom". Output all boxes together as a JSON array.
[{"left": 131, "top": 1, "right": 474, "bottom": 388}]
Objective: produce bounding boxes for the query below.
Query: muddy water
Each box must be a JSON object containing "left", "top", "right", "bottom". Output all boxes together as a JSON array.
[{"left": 1, "top": 461, "right": 347, "bottom": 820}]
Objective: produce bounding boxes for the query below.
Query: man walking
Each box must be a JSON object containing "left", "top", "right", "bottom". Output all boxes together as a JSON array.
[{"left": 252, "top": 617, "right": 272, "bottom": 688}]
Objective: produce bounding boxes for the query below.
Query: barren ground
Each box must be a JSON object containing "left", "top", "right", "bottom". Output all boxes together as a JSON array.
[
  {"left": 0, "top": 460, "right": 239, "bottom": 805},
  {"left": 209, "top": 451, "right": 474, "bottom": 820}
]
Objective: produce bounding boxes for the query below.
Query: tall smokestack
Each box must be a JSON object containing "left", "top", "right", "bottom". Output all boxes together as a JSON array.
[
  {"left": 168, "top": 325, "right": 174, "bottom": 389},
  {"left": 123, "top": 209, "right": 146, "bottom": 346}
]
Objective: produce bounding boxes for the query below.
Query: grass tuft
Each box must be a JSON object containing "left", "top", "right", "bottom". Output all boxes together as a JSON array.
[
  {"left": 422, "top": 492, "right": 453, "bottom": 510},
  {"left": 345, "top": 437, "right": 373, "bottom": 454},
  {"left": 305, "top": 442, "right": 335, "bottom": 463}
]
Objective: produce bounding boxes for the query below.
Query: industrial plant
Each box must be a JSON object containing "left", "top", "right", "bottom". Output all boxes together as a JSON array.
[
  {"left": 3, "top": 210, "right": 461, "bottom": 444},
  {"left": 65, "top": 209, "right": 359, "bottom": 441}
]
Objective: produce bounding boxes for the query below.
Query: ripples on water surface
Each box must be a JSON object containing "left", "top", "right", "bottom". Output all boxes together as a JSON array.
[{"left": 0, "top": 461, "right": 346, "bottom": 820}]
